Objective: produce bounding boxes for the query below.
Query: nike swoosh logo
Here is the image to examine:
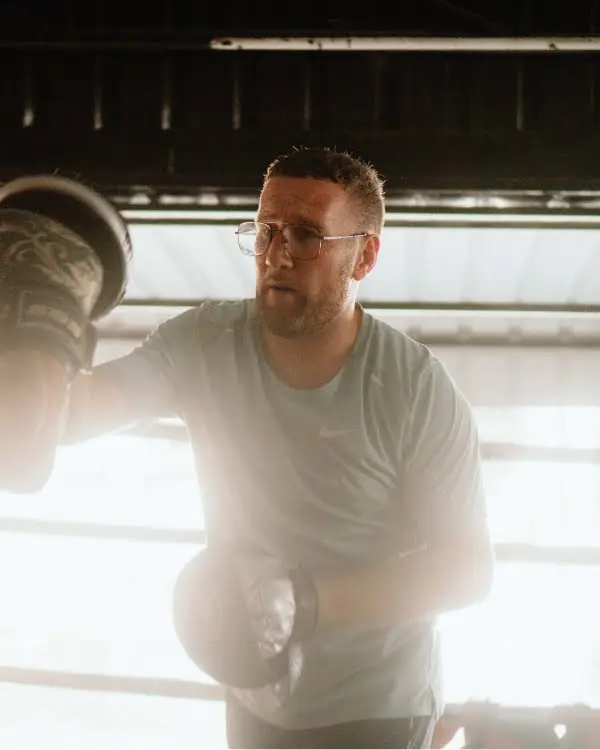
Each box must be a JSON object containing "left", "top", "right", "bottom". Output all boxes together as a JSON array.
[{"left": 319, "top": 426, "right": 355, "bottom": 439}]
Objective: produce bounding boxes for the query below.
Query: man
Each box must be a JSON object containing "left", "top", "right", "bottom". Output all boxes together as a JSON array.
[{"left": 0, "top": 147, "right": 493, "bottom": 748}]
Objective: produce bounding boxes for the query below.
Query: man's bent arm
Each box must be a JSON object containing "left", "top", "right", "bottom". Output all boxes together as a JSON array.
[
  {"left": 313, "top": 357, "right": 494, "bottom": 629},
  {"left": 314, "top": 528, "right": 493, "bottom": 628}
]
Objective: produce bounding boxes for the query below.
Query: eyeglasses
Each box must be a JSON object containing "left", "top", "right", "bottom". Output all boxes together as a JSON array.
[{"left": 235, "top": 221, "right": 372, "bottom": 261}]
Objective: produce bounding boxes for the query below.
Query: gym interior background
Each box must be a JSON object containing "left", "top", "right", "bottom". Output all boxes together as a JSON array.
[{"left": 1, "top": 1, "right": 600, "bottom": 746}]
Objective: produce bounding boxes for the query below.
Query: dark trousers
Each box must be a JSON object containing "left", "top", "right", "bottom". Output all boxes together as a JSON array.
[{"left": 226, "top": 695, "right": 436, "bottom": 749}]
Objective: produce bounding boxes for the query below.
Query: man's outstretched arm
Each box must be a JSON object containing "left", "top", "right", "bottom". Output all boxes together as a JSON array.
[
  {"left": 61, "top": 343, "right": 178, "bottom": 445},
  {"left": 0, "top": 321, "right": 186, "bottom": 493}
]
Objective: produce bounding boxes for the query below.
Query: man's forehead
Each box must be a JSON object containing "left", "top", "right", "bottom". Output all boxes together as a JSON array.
[{"left": 258, "top": 177, "right": 346, "bottom": 221}]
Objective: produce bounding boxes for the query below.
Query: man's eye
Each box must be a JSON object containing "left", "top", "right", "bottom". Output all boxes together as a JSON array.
[{"left": 289, "top": 227, "right": 317, "bottom": 243}]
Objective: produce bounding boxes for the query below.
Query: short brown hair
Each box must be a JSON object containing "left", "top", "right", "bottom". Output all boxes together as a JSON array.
[{"left": 264, "top": 146, "right": 386, "bottom": 233}]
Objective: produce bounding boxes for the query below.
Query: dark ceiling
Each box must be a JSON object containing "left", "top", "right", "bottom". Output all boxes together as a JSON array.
[{"left": 2, "top": 0, "right": 600, "bottom": 206}]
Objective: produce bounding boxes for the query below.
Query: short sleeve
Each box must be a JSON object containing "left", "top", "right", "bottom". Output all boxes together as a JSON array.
[
  {"left": 95, "top": 307, "right": 199, "bottom": 420},
  {"left": 401, "top": 357, "right": 489, "bottom": 545}
]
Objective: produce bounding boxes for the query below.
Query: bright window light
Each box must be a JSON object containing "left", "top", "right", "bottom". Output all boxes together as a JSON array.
[
  {"left": 483, "top": 460, "right": 600, "bottom": 547},
  {"left": 0, "top": 532, "right": 206, "bottom": 682},
  {"left": 475, "top": 406, "right": 600, "bottom": 449},
  {"left": 0, "top": 434, "right": 203, "bottom": 530},
  {"left": 440, "top": 563, "right": 600, "bottom": 708}
]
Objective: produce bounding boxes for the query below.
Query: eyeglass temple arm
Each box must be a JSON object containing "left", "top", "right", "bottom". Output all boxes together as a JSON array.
[{"left": 322, "top": 232, "right": 373, "bottom": 240}]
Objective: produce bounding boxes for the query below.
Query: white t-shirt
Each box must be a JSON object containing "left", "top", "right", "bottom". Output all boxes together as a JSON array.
[{"left": 101, "top": 299, "right": 488, "bottom": 729}]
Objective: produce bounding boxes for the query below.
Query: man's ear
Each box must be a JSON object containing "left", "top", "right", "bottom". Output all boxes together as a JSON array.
[{"left": 353, "top": 235, "right": 380, "bottom": 281}]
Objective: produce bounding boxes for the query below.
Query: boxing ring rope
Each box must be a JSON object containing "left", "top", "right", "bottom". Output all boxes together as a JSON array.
[
  {"left": 0, "top": 515, "right": 599, "bottom": 567},
  {"left": 0, "top": 516, "right": 204, "bottom": 544},
  {"left": 1, "top": 662, "right": 595, "bottom": 721},
  {"left": 0, "top": 665, "right": 221, "bottom": 701}
]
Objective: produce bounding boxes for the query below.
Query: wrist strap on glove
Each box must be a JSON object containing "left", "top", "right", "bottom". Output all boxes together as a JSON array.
[
  {"left": 0, "top": 284, "right": 97, "bottom": 379},
  {"left": 289, "top": 566, "right": 319, "bottom": 642}
]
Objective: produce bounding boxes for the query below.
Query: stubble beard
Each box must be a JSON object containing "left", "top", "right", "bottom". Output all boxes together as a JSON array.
[{"left": 257, "top": 271, "right": 354, "bottom": 340}]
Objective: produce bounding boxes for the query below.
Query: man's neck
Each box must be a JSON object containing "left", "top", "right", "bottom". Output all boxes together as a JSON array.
[{"left": 261, "top": 305, "right": 363, "bottom": 390}]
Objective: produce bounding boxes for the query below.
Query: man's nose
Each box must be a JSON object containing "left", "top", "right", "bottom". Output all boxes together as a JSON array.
[{"left": 264, "top": 229, "right": 293, "bottom": 270}]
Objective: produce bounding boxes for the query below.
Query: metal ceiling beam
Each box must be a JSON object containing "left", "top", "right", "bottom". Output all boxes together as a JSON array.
[
  {"left": 5, "top": 131, "right": 600, "bottom": 194},
  {"left": 4, "top": 35, "right": 600, "bottom": 53},
  {"left": 118, "top": 199, "right": 600, "bottom": 220},
  {"left": 211, "top": 35, "right": 600, "bottom": 53}
]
